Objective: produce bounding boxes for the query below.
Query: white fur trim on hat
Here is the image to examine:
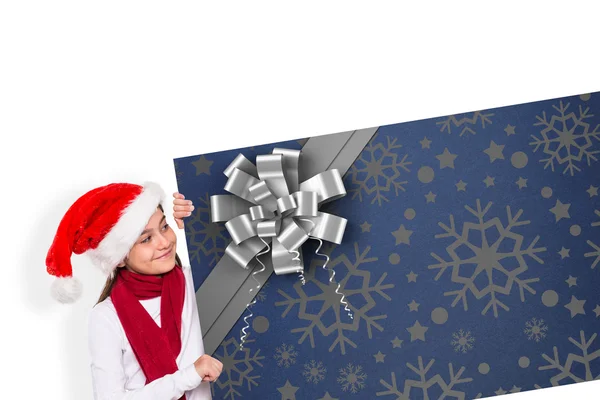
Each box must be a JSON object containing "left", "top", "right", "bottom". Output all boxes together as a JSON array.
[
  {"left": 87, "top": 182, "right": 166, "bottom": 275},
  {"left": 51, "top": 276, "right": 83, "bottom": 303}
]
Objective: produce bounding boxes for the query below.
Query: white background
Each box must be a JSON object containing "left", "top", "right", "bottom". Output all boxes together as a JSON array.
[{"left": 1, "top": 1, "right": 600, "bottom": 399}]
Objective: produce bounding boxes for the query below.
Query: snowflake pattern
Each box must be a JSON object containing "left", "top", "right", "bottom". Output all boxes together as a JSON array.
[
  {"left": 376, "top": 356, "right": 473, "bottom": 399},
  {"left": 176, "top": 92, "right": 600, "bottom": 399},
  {"left": 303, "top": 360, "right": 327, "bottom": 384},
  {"left": 274, "top": 343, "right": 298, "bottom": 368},
  {"left": 436, "top": 110, "right": 494, "bottom": 136},
  {"left": 186, "top": 193, "right": 228, "bottom": 266},
  {"left": 347, "top": 134, "right": 411, "bottom": 206},
  {"left": 275, "top": 242, "right": 394, "bottom": 354},
  {"left": 337, "top": 363, "right": 367, "bottom": 394},
  {"left": 530, "top": 101, "right": 600, "bottom": 175},
  {"left": 213, "top": 336, "right": 265, "bottom": 400},
  {"left": 451, "top": 329, "right": 475, "bottom": 353},
  {"left": 585, "top": 240, "right": 600, "bottom": 270},
  {"left": 428, "top": 199, "right": 546, "bottom": 317},
  {"left": 539, "top": 330, "right": 600, "bottom": 386},
  {"left": 525, "top": 317, "right": 548, "bottom": 342}
]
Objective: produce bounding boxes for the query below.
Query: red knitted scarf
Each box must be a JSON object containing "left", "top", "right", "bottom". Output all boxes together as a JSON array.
[{"left": 111, "top": 265, "right": 186, "bottom": 399}]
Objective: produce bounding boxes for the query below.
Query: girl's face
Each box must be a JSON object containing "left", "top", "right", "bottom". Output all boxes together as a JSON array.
[{"left": 120, "top": 207, "right": 177, "bottom": 275}]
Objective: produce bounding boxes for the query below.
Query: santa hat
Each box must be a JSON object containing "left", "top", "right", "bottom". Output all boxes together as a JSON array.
[{"left": 46, "top": 182, "right": 166, "bottom": 303}]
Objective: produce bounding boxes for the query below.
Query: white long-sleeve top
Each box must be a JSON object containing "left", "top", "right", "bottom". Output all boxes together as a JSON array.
[{"left": 88, "top": 265, "right": 212, "bottom": 400}]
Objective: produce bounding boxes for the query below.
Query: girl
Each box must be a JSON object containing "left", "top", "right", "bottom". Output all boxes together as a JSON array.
[{"left": 45, "top": 181, "right": 222, "bottom": 400}]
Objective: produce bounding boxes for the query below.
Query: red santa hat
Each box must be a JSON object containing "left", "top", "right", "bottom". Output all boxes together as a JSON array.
[{"left": 46, "top": 181, "right": 166, "bottom": 303}]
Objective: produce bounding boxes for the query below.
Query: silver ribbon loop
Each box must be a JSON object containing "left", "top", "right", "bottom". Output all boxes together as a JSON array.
[
  {"left": 299, "top": 169, "right": 346, "bottom": 204},
  {"left": 304, "top": 212, "right": 347, "bottom": 244},
  {"left": 276, "top": 194, "right": 297, "bottom": 215},
  {"left": 225, "top": 214, "right": 257, "bottom": 245},
  {"left": 249, "top": 205, "right": 273, "bottom": 221},
  {"left": 257, "top": 219, "right": 281, "bottom": 238},
  {"left": 256, "top": 153, "right": 290, "bottom": 199},
  {"left": 210, "top": 195, "right": 253, "bottom": 223},
  {"left": 224, "top": 153, "right": 258, "bottom": 179},
  {"left": 277, "top": 218, "right": 310, "bottom": 251},
  {"left": 272, "top": 148, "right": 301, "bottom": 193},
  {"left": 224, "top": 168, "right": 261, "bottom": 204},
  {"left": 248, "top": 180, "right": 278, "bottom": 212},
  {"left": 225, "top": 236, "right": 269, "bottom": 269},
  {"left": 291, "top": 191, "right": 318, "bottom": 218}
]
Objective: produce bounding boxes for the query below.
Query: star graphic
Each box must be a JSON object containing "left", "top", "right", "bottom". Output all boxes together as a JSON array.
[
  {"left": 436, "top": 147, "right": 458, "bottom": 169},
  {"left": 318, "top": 393, "right": 338, "bottom": 400},
  {"left": 456, "top": 180, "right": 467, "bottom": 191},
  {"left": 425, "top": 191, "right": 437, "bottom": 203},
  {"left": 594, "top": 305, "right": 600, "bottom": 318},
  {"left": 406, "top": 320, "right": 428, "bottom": 342},
  {"left": 360, "top": 221, "right": 372, "bottom": 233},
  {"left": 550, "top": 199, "right": 571, "bottom": 222},
  {"left": 565, "top": 275, "right": 577, "bottom": 287},
  {"left": 564, "top": 295, "right": 586, "bottom": 318},
  {"left": 558, "top": 247, "right": 570, "bottom": 259},
  {"left": 483, "top": 176, "right": 495, "bottom": 187},
  {"left": 504, "top": 124, "right": 516, "bottom": 136},
  {"left": 191, "top": 155, "right": 213, "bottom": 175},
  {"left": 392, "top": 224, "right": 413, "bottom": 245},
  {"left": 588, "top": 185, "right": 599, "bottom": 197},
  {"left": 391, "top": 337, "right": 403, "bottom": 348},
  {"left": 406, "top": 271, "right": 418, "bottom": 283},
  {"left": 408, "top": 300, "right": 420, "bottom": 312},
  {"left": 420, "top": 136, "right": 432, "bottom": 149},
  {"left": 374, "top": 351, "right": 386, "bottom": 363},
  {"left": 509, "top": 385, "right": 522, "bottom": 393},
  {"left": 484, "top": 140, "right": 505, "bottom": 162},
  {"left": 277, "top": 380, "right": 299, "bottom": 400},
  {"left": 516, "top": 177, "right": 528, "bottom": 189},
  {"left": 495, "top": 388, "right": 508, "bottom": 396}
]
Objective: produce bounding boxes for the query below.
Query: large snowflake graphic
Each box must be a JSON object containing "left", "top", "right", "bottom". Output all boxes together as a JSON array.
[
  {"left": 212, "top": 336, "right": 265, "bottom": 400},
  {"left": 337, "top": 363, "right": 367, "bottom": 394},
  {"left": 303, "top": 360, "right": 327, "bottom": 384},
  {"left": 585, "top": 240, "right": 600, "bottom": 270},
  {"left": 538, "top": 330, "right": 600, "bottom": 386},
  {"left": 428, "top": 199, "right": 546, "bottom": 317},
  {"left": 347, "top": 134, "right": 411, "bottom": 206},
  {"left": 451, "top": 329, "right": 475, "bottom": 353},
  {"left": 376, "top": 356, "right": 473, "bottom": 399},
  {"left": 436, "top": 110, "right": 494, "bottom": 136},
  {"left": 275, "top": 242, "right": 394, "bottom": 354},
  {"left": 273, "top": 343, "right": 298, "bottom": 368},
  {"left": 524, "top": 317, "right": 548, "bottom": 342},
  {"left": 530, "top": 101, "right": 600, "bottom": 175},
  {"left": 186, "top": 193, "right": 228, "bottom": 266}
]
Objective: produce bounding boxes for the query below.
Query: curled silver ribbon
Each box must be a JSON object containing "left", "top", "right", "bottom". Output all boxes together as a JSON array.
[
  {"left": 209, "top": 148, "right": 349, "bottom": 348},
  {"left": 298, "top": 218, "right": 353, "bottom": 320},
  {"left": 240, "top": 237, "right": 270, "bottom": 349}
]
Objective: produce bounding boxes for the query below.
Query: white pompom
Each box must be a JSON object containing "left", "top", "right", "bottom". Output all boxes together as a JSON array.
[{"left": 50, "top": 276, "right": 83, "bottom": 303}]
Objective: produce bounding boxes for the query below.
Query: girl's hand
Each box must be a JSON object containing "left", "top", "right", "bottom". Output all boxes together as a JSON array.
[
  {"left": 194, "top": 354, "right": 223, "bottom": 383},
  {"left": 172, "top": 192, "right": 194, "bottom": 229}
]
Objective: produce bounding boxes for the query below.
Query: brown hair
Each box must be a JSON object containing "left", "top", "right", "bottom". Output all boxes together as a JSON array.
[{"left": 95, "top": 204, "right": 183, "bottom": 305}]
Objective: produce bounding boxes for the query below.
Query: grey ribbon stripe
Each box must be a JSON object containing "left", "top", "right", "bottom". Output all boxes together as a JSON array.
[{"left": 195, "top": 127, "right": 379, "bottom": 355}]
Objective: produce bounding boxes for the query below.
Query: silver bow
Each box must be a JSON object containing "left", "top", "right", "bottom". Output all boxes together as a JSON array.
[{"left": 210, "top": 148, "right": 348, "bottom": 275}]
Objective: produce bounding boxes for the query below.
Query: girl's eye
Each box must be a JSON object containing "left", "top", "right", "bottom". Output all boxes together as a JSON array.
[
  {"left": 141, "top": 236, "right": 151, "bottom": 244},
  {"left": 162, "top": 223, "right": 169, "bottom": 231}
]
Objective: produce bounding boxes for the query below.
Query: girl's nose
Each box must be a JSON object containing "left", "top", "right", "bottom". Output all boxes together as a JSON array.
[{"left": 156, "top": 232, "right": 170, "bottom": 248}]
